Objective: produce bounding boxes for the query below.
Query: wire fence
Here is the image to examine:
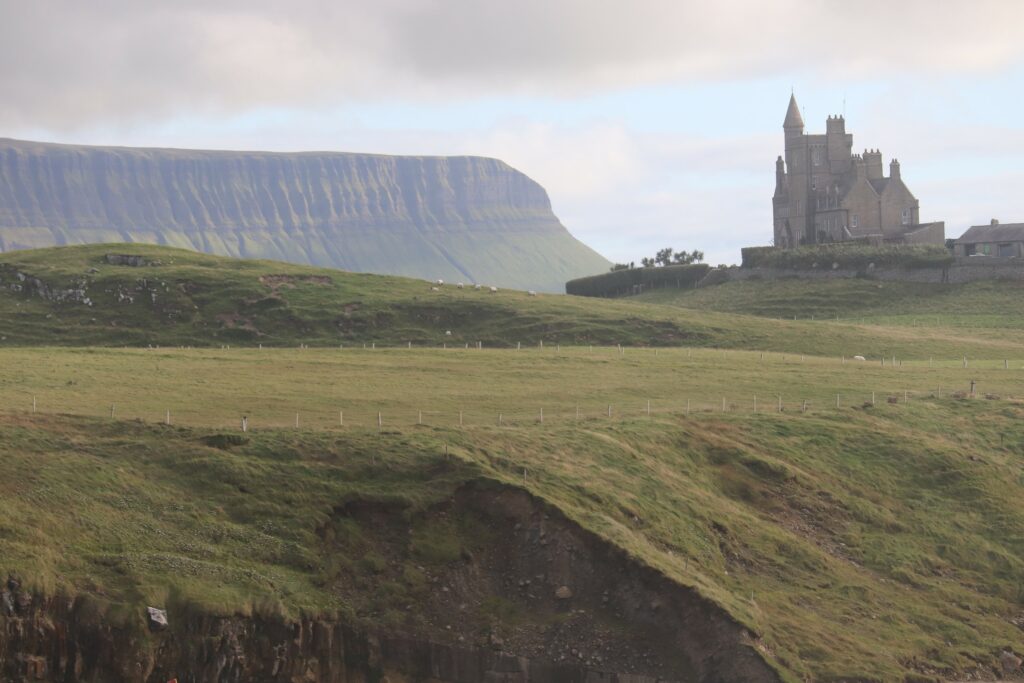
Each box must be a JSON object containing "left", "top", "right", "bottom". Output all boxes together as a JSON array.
[{"left": 8, "top": 386, "right": 1015, "bottom": 434}]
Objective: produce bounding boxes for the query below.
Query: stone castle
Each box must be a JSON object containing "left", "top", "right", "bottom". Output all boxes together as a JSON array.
[{"left": 772, "top": 94, "right": 944, "bottom": 249}]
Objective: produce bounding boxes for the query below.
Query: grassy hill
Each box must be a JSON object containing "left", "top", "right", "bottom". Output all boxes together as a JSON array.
[
  {"left": 1, "top": 346, "right": 1023, "bottom": 681},
  {"left": 634, "top": 278, "right": 1024, "bottom": 329},
  {"left": 2, "top": 243, "right": 1024, "bottom": 360}
]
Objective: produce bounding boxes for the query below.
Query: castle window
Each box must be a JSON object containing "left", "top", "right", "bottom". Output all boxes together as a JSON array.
[
  {"left": 901, "top": 209, "right": 911, "bottom": 225},
  {"left": 812, "top": 146, "right": 823, "bottom": 166},
  {"left": 851, "top": 214, "right": 859, "bottom": 229}
]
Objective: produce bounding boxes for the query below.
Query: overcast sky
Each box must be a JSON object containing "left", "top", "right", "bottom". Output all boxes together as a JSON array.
[{"left": 2, "top": 0, "right": 1023, "bottom": 265}]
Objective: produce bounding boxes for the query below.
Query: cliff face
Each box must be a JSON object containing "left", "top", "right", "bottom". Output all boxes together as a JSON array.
[{"left": 0, "top": 138, "right": 608, "bottom": 292}]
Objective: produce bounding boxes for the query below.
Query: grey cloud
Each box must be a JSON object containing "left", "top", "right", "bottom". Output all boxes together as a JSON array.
[{"left": 2, "top": 0, "right": 1023, "bottom": 129}]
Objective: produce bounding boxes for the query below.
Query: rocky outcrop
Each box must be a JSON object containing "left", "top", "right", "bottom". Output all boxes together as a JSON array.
[{"left": 0, "top": 138, "right": 609, "bottom": 292}]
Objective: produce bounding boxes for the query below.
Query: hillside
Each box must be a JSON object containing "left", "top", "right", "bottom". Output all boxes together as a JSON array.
[
  {"left": 3, "top": 244, "right": 1024, "bottom": 360},
  {"left": 634, "top": 278, "right": 1024, "bottom": 328},
  {"left": 0, "top": 137, "right": 609, "bottom": 292},
  {"left": 1, "top": 347, "right": 1023, "bottom": 682}
]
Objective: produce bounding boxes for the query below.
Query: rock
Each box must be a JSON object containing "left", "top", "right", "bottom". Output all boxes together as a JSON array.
[
  {"left": 0, "top": 590, "right": 13, "bottom": 616},
  {"left": 555, "top": 586, "right": 573, "bottom": 600},
  {"left": 1001, "top": 649, "right": 1022, "bottom": 673},
  {"left": 146, "top": 606, "right": 169, "bottom": 631}
]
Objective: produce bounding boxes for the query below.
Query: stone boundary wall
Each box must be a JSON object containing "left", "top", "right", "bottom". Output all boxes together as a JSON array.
[{"left": 703, "top": 262, "right": 1024, "bottom": 287}]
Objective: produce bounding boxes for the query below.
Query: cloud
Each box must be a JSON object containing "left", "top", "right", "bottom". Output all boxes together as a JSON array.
[{"left": 2, "top": 0, "right": 1023, "bottom": 129}]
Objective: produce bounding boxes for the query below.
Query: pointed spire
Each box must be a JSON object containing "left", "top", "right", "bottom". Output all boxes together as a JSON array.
[{"left": 783, "top": 93, "right": 804, "bottom": 130}]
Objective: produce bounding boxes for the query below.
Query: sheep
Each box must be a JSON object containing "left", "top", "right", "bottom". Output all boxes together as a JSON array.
[
  {"left": 853, "top": 355, "right": 866, "bottom": 361},
  {"left": 489, "top": 286, "right": 498, "bottom": 293},
  {"left": 430, "top": 286, "right": 440, "bottom": 292},
  {"left": 436, "top": 279, "right": 444, "bottom": 286},
  {"left": 457, "top": 282, "right": 464, "bottom": 289},
  {"left": 528, "top": 290, "right": 538, "bottom": 297},
  {"left": 474, "top": 284, "right": 482, "bottom": 290},
  {"left": 445, "top": 330, "right": 452, "bottom": 336}
]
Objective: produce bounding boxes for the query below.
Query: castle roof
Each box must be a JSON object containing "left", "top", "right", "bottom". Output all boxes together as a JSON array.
[
  {"left": 783, "top": 94, "right": 804, "bottom": 129},
  {"left": 957, "top": 223, "right": 1024, "bottom": 243}
]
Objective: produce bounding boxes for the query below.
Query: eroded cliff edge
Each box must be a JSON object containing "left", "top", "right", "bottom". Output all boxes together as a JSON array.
[
  {"left": 0, "top": 138, "right": 609, "bottom": 292},
  {"left": 0, "top": 482, "right": 780, "bottom": 683}
]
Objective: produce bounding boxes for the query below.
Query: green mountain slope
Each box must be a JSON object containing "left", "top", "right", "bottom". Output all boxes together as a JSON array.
[
  {"left": 0, "top": 137, "right": 609, "bottom": 292},
  {"left": 2, "top": 243, "right": 1024, "bottom": 359}
]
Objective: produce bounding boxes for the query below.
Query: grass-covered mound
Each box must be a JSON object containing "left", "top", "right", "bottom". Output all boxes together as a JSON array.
[
  {"left": 2, "top": 243, "right": 1023, "bottom": 359},
  {"left": 741, "top": 244, "right": 953, "bottom": 270}
]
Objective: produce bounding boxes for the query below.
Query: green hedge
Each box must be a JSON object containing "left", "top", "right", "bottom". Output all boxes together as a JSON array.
[
  {"left": 741, "top": 244, "right": 953, "bottom": 270},
  {"left": 566, "top": 264, "right": 709, "bottom": 297}
]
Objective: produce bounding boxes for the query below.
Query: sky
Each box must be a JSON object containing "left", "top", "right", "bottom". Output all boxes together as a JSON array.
[{"left": 2, "top": 0, "right": 1023, "bottom": 265}]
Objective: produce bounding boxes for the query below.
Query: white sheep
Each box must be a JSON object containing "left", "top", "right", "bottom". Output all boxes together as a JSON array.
[
  {"left": 489, "top": 286, "right": 498, "bottom": 293},
  {"left": 457, "top": 282, "right": 464, "bottom": 289},
  {"left": 436, "top": 279, "right": 444, "bottom": 286},
  {"left": 474, "top": 284, "right": 482, "bottom": 290},
  {"left": 853, "top": 355, "right": 866, "bottom": 361},
  {"left": 528, "top": 290, "right": 538, "bottom": 297},
  {"left": 430, "top": 286, "right": 440, "bottom": 292}
]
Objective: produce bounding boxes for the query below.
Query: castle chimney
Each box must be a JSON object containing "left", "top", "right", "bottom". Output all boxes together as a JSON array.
[{"left": 889, "top": 158, "right": 900, "bottom": 180}]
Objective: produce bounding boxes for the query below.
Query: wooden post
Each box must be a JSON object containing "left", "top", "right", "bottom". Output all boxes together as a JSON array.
[
  {"left": 647, "top": 400, "right": 651, "bottom": 417},
  {"left": 903, "top": 390, "right": 908, "bottom": 403},
  {"left": 339, "top": 410, "right": 344, "bottom": 426},
  {"left": 241, "top": 416, "right": 248, "bottom": 432},
  {"left": 408, "top": 341, "right": 411, "bottom": 349},
  {"left": 418, "top": 410, "right": 422, "bottom": 425},
  {"left": 722, "top": 397, "right": 726, "bottom": 412},
  {"left": 540, "top": 340, "right": 544, "bottom": 349},
  {"left": 165, "top": 410, "right": 170, "bottom": 425},
  {"left": 110, "top": 404, "right": 115, "bottom": 419},
  {"left": 377, "top": 412, "right": 382, "bottom": 433},
  {"left": 539, "top": 408, "right": 544, "bottom": 424},
  {"left": 871, "top": 392, "right": 875, "bottom": 406},
  {"left": 753, "top": 395, "right": 757, "bottom": 413},
  {"left": 970, "top": 380, "right": 976, "bottom": 397},
  {"left": 607, "top": 404, "right": 612, "bottom": 418},
  {"left": 929, "top": 358, "right": 932, "bottom": 368},
  {"left": 32, "top": 396, "right": 36, "bottom": 414},
  {"left": 557, "top": 344, "right": 560, "bottom": 352},
  {"left": 295, "top": 413, "right": 299, "bottom": 428},
  {"left": 778, "top": 394, "right": 782, "bottom": 412},
  {"left": 372, "top": 342, "right": 375, "bottom": 349},
  {"left": 517, "top": 342, "right": 521, "bottom": 351},
  {"left": 459, "top": 411, "right": 463, "bottom": 426},
  {"left": 1005, "top": 359, "right": 1009, "bottom": 370},
  {"left": 836, "top": 394, "right": 840, "bottom": 409},
  {"left": 498, "top": 413, "right": 503, "bottom": 426},
  {"left": 686, "top": 399, "right": 690, "bottom": 417},
  {"left": 801, "top": 400, "right": 807, "bottom": 413},
  {"left": 963, "top": 356, "right": 967, "bottom": 368},
  {"left": 576, "top": 404, "right": 580, "bottom": 420}
]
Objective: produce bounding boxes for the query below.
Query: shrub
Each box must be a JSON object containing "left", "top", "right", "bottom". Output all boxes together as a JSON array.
[
  {"left": 566, "top": 264, "right": 709, "bottom": 298},
  {"left": 741, "top": 244, "right": 952, "bottom": 270}
]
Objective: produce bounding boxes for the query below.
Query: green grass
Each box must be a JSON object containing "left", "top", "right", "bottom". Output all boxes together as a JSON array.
[
  {"left": 2, "top": 243, "right": 1024, "bottom": 360},
  {"left": 634, "top": 278, "right": 1024, "bottom": 329},
  {"left": 1, "top": 346, "right": 1023, "bottom": 681}
]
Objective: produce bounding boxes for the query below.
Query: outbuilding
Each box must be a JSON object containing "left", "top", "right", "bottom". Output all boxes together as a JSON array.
[{"left": 955, "top": 220, "right": 1024, "bottom": 259}]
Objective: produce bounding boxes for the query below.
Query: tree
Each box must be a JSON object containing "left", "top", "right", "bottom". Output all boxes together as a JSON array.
[
  {"left": 655, "top": 247, "right": 674, "bottom": 267},
  {"left": 640, "top": 257, "right": 655, "bottom": 267},
  {"left": 672, "top": 249, "right": 704, "bottom": 265},
  {"left": 609, "top": 263, "right": 630, "bottom": 271}
]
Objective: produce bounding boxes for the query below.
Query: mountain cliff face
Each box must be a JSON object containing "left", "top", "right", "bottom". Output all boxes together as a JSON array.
[{"left": 0, "top": 138, "right": 608, "bottom": 291}]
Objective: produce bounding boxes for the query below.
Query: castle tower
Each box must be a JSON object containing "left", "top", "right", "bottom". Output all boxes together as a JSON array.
[{"left": 770, "top": 93, "right": 942, "bottom": 248}]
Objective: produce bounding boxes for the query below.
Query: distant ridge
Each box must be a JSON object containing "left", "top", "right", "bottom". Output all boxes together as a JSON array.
[{"left": 0, "top": 137, "right": 609, "bottom": 291}]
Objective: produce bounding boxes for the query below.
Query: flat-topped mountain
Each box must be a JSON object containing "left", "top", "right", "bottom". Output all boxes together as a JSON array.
[{"left": 0, "top": 137, "right": 608, "bottom": 291}]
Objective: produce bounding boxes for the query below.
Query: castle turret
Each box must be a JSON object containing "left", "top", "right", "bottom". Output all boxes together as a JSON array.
[
  {"left": 783, "top": 93, "right": 804, "bottom": 148},
  {"left": 826, "top": 115, "right": 851, "bottom": 172}
]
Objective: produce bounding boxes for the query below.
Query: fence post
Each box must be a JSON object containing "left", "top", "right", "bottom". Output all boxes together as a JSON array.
[
  {"left": 498, "top": 413, "right": 503, "bottom": 426},
  {"left": 777, "top": 394, "right": 782, "bottom": 412},
  {"left": 722, "top": 397, "right": 726, "bottom": 412},
  {"left": 295, "top": 413, "right": 300, "bottom": 428},
  {"left": 871, "top": 392, "right": 875, "bottom": 406},
  {"left": 647, "top": 400, "right": 651, "bottom": 417},
  {"left": 753, "top": 396, "right": 757, "bottom": 413},
  {"left": 241, "top": 416, "right": 248, "bottom": 433},
  {"left": 418, "top": 410, "right": 422, "bottom": 425},
  {"left": 607, "top": 404, "right": 612, "bottom": 418},
  {"left": 165, "top": 410, "right": 170, "bottom": 426},
  {"left": 904, "top": 390, "right": 908, "bottom": 404},
  {"left": 378, "top": 412, "right": 383, "bottom": 433},
  {"left": 576, "top": 404, "right": 580, "bottom": 420},
  {"left": 836, "top": 394, "right": 840, "bottom": 409},
  {"left": 32, "top": 396, "right": 36, "bottom": 414},
  {"left": 459, "top": 411, "right": 463, "bottom": 426},
  {"left": 686, "top": 399, "right": 690, "bottom": 417},
  {"left": 339, "top": 410, "right": 344, "bottom": 426},
  {"left": 539, "top": 408, "right": 544, "bottom": 424},
  {"left": 110, "top": 404, "right": 115, "bottom": 419},
  {"left": 801, "top": 400, "right": 807, "bottom": 413}
]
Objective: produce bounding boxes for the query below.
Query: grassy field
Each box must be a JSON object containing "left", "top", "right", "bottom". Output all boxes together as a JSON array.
[
  {"left": 3, "top": 245, "right": 1024, "bottom": 681},
  {"left": 1, "top": 346, "right": 1023, "bottom": 681},
  {"left": 634, "top": 278, "right": 1024, "bottom": 328},
  {"left": 3, "top": 244, "right": 1024, "bottom": 359}
]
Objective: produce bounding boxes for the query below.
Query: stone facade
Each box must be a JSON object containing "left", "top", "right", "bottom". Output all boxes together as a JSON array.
[{"left": 772, "top": 94, "right": 944, "bottom": 249}]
